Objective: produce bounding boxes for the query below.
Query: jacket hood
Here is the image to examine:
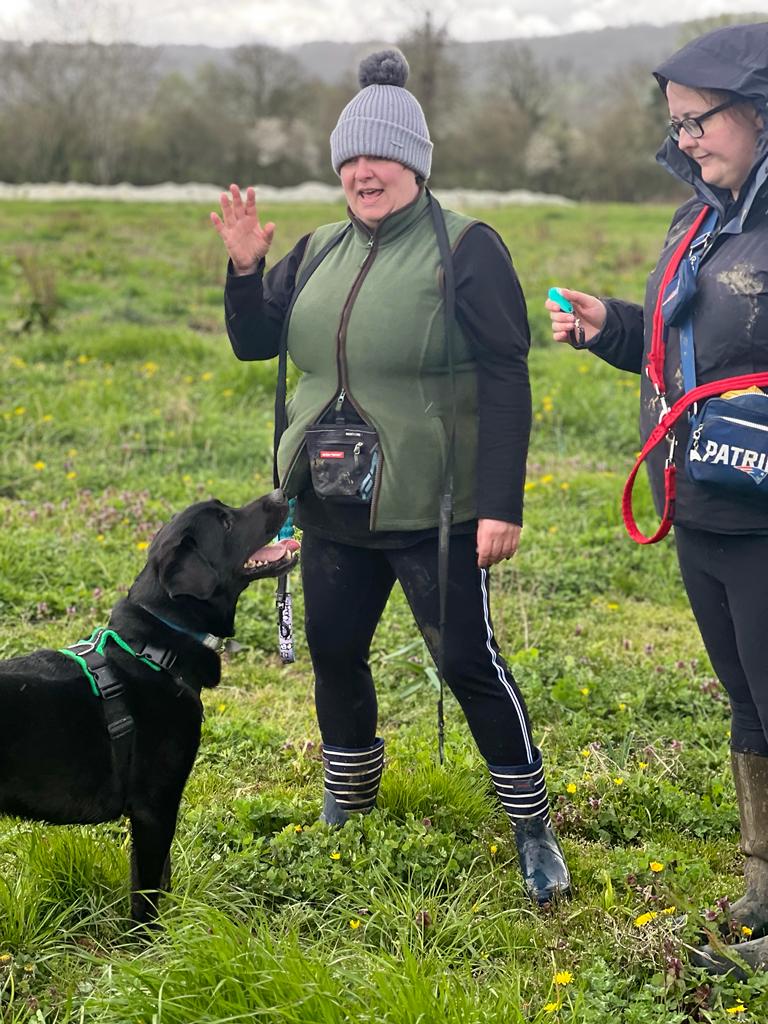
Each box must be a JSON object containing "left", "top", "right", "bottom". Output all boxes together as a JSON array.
[{"left": 653, "top": 22, "right": 768, "bottom": 208}]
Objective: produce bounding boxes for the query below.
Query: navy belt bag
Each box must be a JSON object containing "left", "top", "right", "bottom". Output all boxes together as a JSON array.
[{"left": 667, "top": 208, "right": 768, "bottom": 496}]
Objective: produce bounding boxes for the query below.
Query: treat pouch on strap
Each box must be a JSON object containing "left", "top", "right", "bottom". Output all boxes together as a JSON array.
[{"left": 687, "top": 391, "right": 768, "bottom": 494}]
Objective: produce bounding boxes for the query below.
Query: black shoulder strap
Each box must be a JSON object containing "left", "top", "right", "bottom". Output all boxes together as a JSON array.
[
  {"left": 272, "top": 224, "right": 352, "bottom": 488},
  {"left": 427, "top": 188, "right": 457, "bottom": 767}
]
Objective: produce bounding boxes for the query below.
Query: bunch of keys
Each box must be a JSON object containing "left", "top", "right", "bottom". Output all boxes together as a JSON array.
[{"left": 548, "top": 287, "right": 588, "bottom": 348}]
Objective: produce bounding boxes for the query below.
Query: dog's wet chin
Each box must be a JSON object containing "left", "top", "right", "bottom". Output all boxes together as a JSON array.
[{"left": 242, "top": 538, "right": 300, "bottom": 580}]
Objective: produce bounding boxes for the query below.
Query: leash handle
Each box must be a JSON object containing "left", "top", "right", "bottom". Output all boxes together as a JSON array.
[{"left": 622, "top": 372, "right": 768, "bottom": 543}]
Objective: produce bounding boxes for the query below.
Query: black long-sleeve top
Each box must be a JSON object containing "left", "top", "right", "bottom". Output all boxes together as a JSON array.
[{"left": 225, "top": 220, "right": 532, "bottom": 545}]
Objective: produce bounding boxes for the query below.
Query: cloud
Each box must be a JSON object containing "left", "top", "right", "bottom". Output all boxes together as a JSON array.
[{"left": 1, "top": 0, "right": 763, "bottom": 46}]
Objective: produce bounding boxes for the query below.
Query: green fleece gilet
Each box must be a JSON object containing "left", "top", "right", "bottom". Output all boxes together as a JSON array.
[{"left": 278, "top": 192, "right": 478, "bottom": 531}]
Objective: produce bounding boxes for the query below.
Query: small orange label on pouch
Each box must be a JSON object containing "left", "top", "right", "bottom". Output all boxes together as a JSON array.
[
  {"left": 721, "top": 386, "right": 765, "bottom": 399},
  {"left": 320, "top": 451, "right": 345, "bottom": 459}
]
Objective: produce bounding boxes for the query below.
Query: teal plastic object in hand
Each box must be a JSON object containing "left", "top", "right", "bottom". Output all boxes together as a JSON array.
[{"left": 548, "top": 287, "right": 574, "bottom": 314}]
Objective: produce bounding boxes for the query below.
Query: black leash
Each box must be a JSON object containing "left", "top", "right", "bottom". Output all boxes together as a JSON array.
[
  {"left": 272, "top": 224, "right": 352, "bottom": 662},
  {"left": 427, "top": 190, "right": 457, "bottom": 767}
]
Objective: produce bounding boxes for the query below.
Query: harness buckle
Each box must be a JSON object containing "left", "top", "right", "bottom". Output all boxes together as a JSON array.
[
  {"left": 138, "top": 642, "right": 177, "bottom": 671},
  {"left": 107, "top": 715, "right": 134, "bottom": 740},
  {"left": 93, "top": 664, "right": 123, "bottom": 700}
]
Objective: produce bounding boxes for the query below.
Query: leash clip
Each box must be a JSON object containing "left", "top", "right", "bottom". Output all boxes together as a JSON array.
[{"left": 665, "top": 431, "right": 677, "bottom": 467}]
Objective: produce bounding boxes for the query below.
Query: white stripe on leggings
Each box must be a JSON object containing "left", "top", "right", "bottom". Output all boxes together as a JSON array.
[{"left": 479, "top": 567, "right": 534, "bottom": 763}]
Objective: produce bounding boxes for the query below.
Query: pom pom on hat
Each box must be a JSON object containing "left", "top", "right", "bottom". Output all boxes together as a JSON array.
[
  {"left": 358, "top": 49, "right": 409, "bottom": 88},
  {"left": 330, "top": 48, "right": 432, "bottom": 179}
]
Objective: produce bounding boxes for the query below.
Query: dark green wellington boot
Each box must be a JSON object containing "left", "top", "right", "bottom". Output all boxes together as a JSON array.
[
  {"left": 319, "top": 738, "right": 385, "bottom": 827},
  {"left": 690, "top": 934, "right": 768, "bottom": 981},
  {"left": 488, "top": 748, "right": 571, "bottom": 905},
  {"left": 691, "top": 750, "right": 768, "bottom": 974},
  {"left": 723, "top": 750, "right": 768, "bottom": 937}
]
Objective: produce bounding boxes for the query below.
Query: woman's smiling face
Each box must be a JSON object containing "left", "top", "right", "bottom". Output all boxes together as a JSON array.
[
  {"left": 667, "top": 81, "right": 763, "bottom": 197},
  {"left": 340, "top": 156, "right": 419, "bottom": 228}
]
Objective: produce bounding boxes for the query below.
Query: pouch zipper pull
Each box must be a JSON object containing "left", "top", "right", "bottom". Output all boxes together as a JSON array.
[
  {"left": 334, "top": 388, "right": 346, "bottom": 422},
  {"left": 353, "top": 440, "right": 363, "bottom": 465}
]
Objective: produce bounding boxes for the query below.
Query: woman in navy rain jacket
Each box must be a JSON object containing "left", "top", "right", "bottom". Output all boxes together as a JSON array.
[{"left": 546, "top": 23, "right": 768, "bottom": 975}]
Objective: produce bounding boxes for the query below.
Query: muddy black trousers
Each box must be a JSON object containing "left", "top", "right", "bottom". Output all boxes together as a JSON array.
[
  {"left": 675, "top": 526, "right": 768, "bottom": 756},
  {"left": 300, "top": 529, "right": 536, "bottom": 766}
]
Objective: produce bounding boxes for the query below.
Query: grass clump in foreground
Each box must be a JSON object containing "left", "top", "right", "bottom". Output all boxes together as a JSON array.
[{"left": 0, "top": 199, "right": 761, "bottom": 1021}]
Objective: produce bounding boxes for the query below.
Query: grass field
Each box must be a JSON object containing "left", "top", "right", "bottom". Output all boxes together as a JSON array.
[{"left": 0, "top": 199, "right": 759, "bottom": 1022}]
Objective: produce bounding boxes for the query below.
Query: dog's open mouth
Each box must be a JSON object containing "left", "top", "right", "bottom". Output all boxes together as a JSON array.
[{"left": 242, "top": 538, "right": 300, "bottom": 578}]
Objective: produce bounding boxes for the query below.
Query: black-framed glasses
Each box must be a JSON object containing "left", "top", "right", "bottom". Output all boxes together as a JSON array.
[{"left": 667, "top": 97, "right": 739, "bottom": 142}]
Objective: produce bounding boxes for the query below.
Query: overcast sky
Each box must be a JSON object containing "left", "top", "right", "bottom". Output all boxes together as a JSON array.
[{"left": 0, "top": 0, "right": 763, "bottom": 47}]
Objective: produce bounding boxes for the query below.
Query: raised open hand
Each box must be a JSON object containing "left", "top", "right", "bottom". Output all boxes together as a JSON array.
[{"left": 210, "top": 184, "right": 275, "bottom": 276}]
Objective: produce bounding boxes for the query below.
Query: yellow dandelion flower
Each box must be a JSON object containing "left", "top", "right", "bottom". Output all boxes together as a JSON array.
[
  {"left": 66, "top": 471, "right": 77, "bottom": 480},
  {"left": 77, "top": 354, "right": 90, "bottom": 364},
  {"left": 581, "top": 748, "right": 590, "bottom": 758},
  {"left": 330, "top": 851, "right": 341, "bottom": 861},
  {"left": 524, "top": 481, "right": 537, "bottom": 492},
  {"left": 554, "top": 971, "right": 573, "bottom": 986},
  {"left": 41, "top": 414, "right": 53, "bottom": 422},
  {"left": 560, "top": 482, "right": 570, "bottom": 490},
  {"left": 541, "top": 474, "right": 554, "bottom": 484},
  {"left": 607, "top": 602, "right": 619, "bottom": 611},
  {"left": 349, "top": 919, "right": 361, "bottom": 929},
  {"left": 661, "top": 906, "right": 676, "bottom": 915},
  {"left": 726, "top": 1006, "right": 747, "bottom": 1015},
  {"left": 294, "top": 825, "right": 303, "bottom": 833},
  {"left": 534, "top": 412, "right": 543, "bottom": 422},
  {"left": 0, "top": 953, "right": 11, "bottom": 963},
  {"left": 68, "top": 448, "right": 78, "bottom": 457},
  {"left": 33, "top": 460, "right": 45, "bottom": 471},
  {"left": 618, "top": 703, "right": 627, "bottom": 711},
  {"left": 548, "top": 526, "right": 558, "bottom": 534},
  {"left": 489, "top": 844, "right": 498, "bottom": 855},
  {"left": 580, "top": 686, "right": 590, "bottom": 696},
  {"left": 136, "top": 541, "right": 149, "bottom": 551},
  {"left": 613, "top": 777, "right": 625, "bottom": 786},
  {"left": 634, "top": 911, "right": 657, "bottom": 927},
  {"left": 201, "top": 371, "right": 214, "bottom": 382},
  {"left": 471, "top": 903, "right": 480, "bottom": 913},
  {"left": 223, "top": 388, "right": 234, "bottom": 397},
  {"left": 96, "top": 534, "right": 105, "bottom": 543},
  {"left": 566, "top": 783, "right": 577, "bottom": 794},
  {"left": 217, "top": 703, "right": 226, "bottom": 713},
  {"left": 544, "top": 1003, "right": 560, "bottom": 1013},
  {"left": 142, "top": 361, "right": 159, "bottom": 375},
  {"left": 742, "top": 925, "right": 753, "bottom": 937},
  {"left": 638, "top": 762, "right": 649, "bottom": 770},
  {"left": 14, "top": 406, "right": 25, "bottom": 415},
  {"left": 649, "top": 861, "right": 664, "bottom": 873}
]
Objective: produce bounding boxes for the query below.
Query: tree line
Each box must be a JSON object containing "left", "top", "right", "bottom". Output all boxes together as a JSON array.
[{"left": 0, "top": 15, "right": 750, "bottom": 201}]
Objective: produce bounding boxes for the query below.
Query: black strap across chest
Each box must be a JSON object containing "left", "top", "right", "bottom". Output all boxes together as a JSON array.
[{"left": 60, "top": 627, "right": 179, "bottom": 790}]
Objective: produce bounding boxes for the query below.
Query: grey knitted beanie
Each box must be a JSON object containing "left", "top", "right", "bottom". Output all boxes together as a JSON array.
[{"left": 330, "top": 49, "right": 433, "bottom": 179}]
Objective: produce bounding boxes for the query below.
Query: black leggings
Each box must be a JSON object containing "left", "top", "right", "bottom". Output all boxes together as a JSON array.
[
  {"left": 300, "top": 530, "right": 535, "bottom": 765},
  {"left": 675, "top": 526, "right": 768, "bottom": 756}
]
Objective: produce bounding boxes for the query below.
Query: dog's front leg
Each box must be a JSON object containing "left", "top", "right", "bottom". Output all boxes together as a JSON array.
[{"left": 129, "top": 808, "right": 179, "bottom": 924}]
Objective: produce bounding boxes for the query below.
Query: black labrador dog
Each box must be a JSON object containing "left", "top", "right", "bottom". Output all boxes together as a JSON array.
[{"left": 0, "top": 489, "right": 298, "bottom": 923}]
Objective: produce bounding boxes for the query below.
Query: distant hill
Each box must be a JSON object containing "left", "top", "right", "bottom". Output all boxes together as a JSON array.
[{"left": 4, "top": 18, "right": 755, "bottom": 89}]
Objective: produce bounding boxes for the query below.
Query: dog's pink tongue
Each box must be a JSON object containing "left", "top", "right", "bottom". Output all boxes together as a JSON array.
[{"left": 250, "top": 539, "right": 300, "bottom": 563}]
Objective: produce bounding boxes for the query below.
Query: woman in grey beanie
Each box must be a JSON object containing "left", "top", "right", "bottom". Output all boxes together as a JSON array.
[{"left": 212, "top": 48, "right": 570, "bottom": 907}]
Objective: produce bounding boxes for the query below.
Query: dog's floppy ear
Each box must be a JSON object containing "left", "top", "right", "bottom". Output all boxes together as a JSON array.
[{"left": 157, "top": 534, "right": 219, "bottom": 600}]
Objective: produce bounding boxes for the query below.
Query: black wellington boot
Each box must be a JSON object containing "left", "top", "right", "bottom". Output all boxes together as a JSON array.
[
  {"left": 488, "top": 748, "right": 571, "bottom": 905},
  {"left": 318, "top": 738, "right": 385, "bottom": 827}
]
